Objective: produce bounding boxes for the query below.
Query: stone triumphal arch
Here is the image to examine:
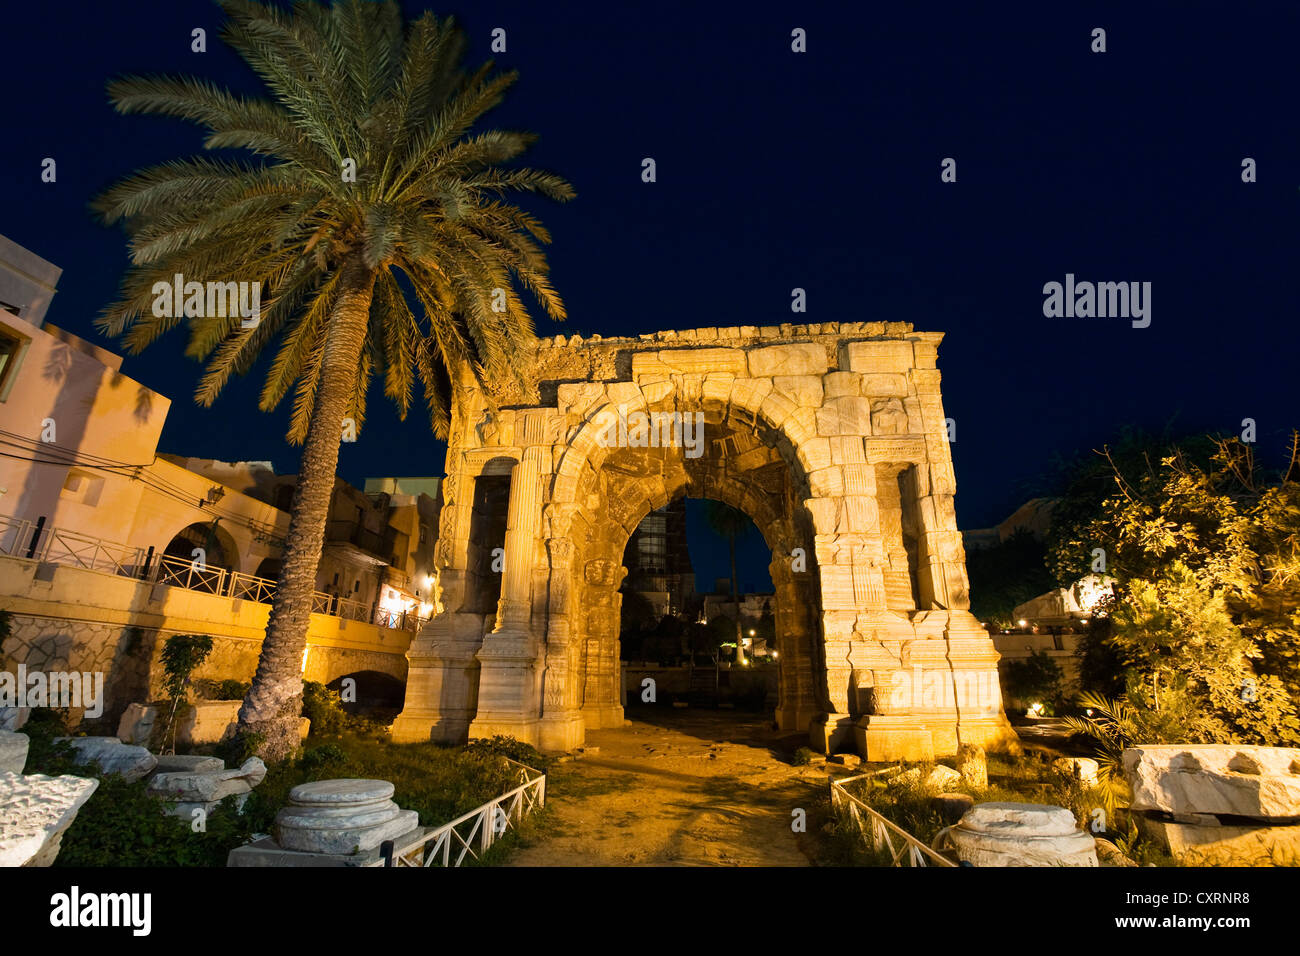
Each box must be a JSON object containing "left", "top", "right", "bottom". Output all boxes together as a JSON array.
[{"left": 391, "top": 321, "right": 1017, "bottom": 760}]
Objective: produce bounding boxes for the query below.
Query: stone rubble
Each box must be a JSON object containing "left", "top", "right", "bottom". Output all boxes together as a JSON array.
[
  {"left": 949, "top": 801, "right": 1097, "bottom": 867},
  {"left": 57, "top": 736, "right": 157, "bottom": 782},
  {"left": 0, "top": 771, "right": 99, "bottom": 867},
  {"left": 1123, "top": 745, "right": 1300, "bottom": 865},
  {"left": 0, "top": 730, "right": 29, "bottom": 774}
]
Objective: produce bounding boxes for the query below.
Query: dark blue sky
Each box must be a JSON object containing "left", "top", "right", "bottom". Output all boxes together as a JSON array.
[{"left": 3, "top": 1, "right": 1298, "bottom": 590}]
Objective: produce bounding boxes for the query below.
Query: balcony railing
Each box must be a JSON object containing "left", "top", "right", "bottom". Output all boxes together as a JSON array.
[{"left": 0, "top": 514, "right": 430, "bottom": 633}]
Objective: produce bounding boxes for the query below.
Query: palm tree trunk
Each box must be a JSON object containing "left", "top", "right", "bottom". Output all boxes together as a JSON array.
[
  {"left": 730, "top": 532, "right": 746, "bottom": 665},
  {"left": 237, "top": 258, "right": 375, "bottom": 761}
]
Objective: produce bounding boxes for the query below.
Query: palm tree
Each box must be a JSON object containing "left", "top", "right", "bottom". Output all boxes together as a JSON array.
[
  {"left": 703, "top": 501, "right": 754, "bottom": 665},
  {"left": 94, "top": 0, "right": 572, "bottom": 760}
]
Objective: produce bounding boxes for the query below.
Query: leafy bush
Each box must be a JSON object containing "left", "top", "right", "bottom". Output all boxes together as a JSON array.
[
  {"left": 1061, "top": 686, "right": 1208, "bottom": 786},
  {"left": 1004, "top": 649, "right": 1066, "bottom": 713},
  {"left": 465, "top": 735, "right": 550, "bottom": 771},
  {"left": 791, "top": 746, "right": 814, "bottom": 766},
  {"left": 300, "top": 680, "right": 387, "bottom": 738},
  {"left": 54, "top": 775, "right": 251, "bottom": 868},
  {"left": 192, "top": 678, "right": 250, "bottom": 700},
  {"left": 1054, "top": 434, "right": 1300, "bottom": 744}
]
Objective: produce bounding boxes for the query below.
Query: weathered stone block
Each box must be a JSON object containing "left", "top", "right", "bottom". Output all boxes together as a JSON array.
[
  {"left": 116, "top": 702, "right": 157, "bottom": 746},
  {"left": 815, "top": 396, "right": 871, "bottom": 436},
  {"left": 841, "top": 340, "right": 914, "bottom": 375},
  {"left": 59, "top": 736, "right": 157, "bottom": 782},
  {"left": 275, "top": 778, "right": 421, "bottom": 856},
  {"left": 821, "top": 371, "right": 860, "bottom": 399},
  {"left": 1136, "top": 815, "right": 1300, "bottom": 866},
  {"left": 0, "top": 771, "right": 99, "bottom": 867},
  {"left": 950, "top": 802, "right": 1097, "bottom": 867},
  {"left": 861, "top": 373, "right": 909, "bottom": 397},
  {"left": 177, "top": 700, "right": 241, "bottom": 747},
  {"left": 633, "top": 348, "right": 746, "bottom": 380},
  {"left": 0, "top": 730, "right": 29, "bottom": 774},
  {"left": 1053, "top": 757, "right": 1100, "bottom": 786},
  {"left": 1123, "top": 745, "right": 1300, "bottom": 821},
  {"left": 748, "top": 343, "right": 828, "bottom": 377},
  {"left": 772, "top": 375, "right": 824, "bottom": 408}
]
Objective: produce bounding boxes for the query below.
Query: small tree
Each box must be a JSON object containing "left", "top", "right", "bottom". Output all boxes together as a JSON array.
[
  {"left": 703, "top": 501, "right": 757, "bottom": 664},
  {"left": 159, "top": 634, "right": 214, "bottom": 753},
  {"left": 1003, "top": 648, "right": 1066, "bottom": 714},
  {"left": 1067, "top": 434, "right": 1300, "bottom": 744}
]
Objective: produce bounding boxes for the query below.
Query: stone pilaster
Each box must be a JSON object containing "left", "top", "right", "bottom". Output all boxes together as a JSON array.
[{"left": 470, "top": 449, "right": 546, "bottom": 745}]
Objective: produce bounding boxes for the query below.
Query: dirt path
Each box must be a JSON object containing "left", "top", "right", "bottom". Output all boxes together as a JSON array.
[{"left": 507, "top": 709, "right": 828, "bottom": 866}]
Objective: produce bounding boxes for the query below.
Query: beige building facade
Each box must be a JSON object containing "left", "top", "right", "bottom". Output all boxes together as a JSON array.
[{"left": 393, "top": 321, "right": 1017, "bottom": 760}]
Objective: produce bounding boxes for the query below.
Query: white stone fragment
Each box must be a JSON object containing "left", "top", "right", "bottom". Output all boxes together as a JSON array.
[
  {"left": 1123, "top": 745, "right": 1300, "bottom": 821},
  {"left": 0, "top": 731, "right": 29, "bottom": 774},
  {"left": 950, "top": 802, "right": 1098, "bottom": 867},
  {"left": 57, "top": 736, "right": 157, "bottom": 782},
  {"left": 0, "top": 771, "right": 99, "bottom": 867}
]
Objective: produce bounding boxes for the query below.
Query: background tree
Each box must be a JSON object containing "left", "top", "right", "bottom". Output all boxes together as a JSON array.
[
  {"left": 94, "top": 0, "right": 572, "bottom": 760},
  {"left": 965, "top": 529, "right": 1056, "bottom": 628},
  {"left": 1072, "top": 434, "right": 1300, "bottom": 744},
  {"left": 703, "top": 501, "right": 756, "bottom": 665}
]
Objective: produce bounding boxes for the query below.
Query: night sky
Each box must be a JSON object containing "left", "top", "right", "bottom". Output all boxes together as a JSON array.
[{"left": 4, "top": 1, "right": 1298, "bottom": 592}]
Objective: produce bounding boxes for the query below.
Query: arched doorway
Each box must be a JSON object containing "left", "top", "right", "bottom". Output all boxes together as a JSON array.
[{"left": 160, "top": 521, "right": 238, "bottom": 593}]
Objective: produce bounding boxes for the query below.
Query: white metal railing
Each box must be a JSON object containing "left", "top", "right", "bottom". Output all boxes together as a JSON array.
[
  {"left": 373, "top": 607, "right": 430, "bottom": 632},
  {"left": 378, "top": 759, "right": 546, "bottom": 867},
  {"left": 156, "top": 553, "right": 228, "bottom": 593},
  {"left": 830, "top": 773, "right": 958, "bottom": 867},
  {"left": 0, "top": 514, "right": 35, "bottom": 557},
  {"left": 39, "top": 525, "right": 148, "bottom": 577},
  {"left": 228, "top": 569, "right": 277, "bottom": 604}
]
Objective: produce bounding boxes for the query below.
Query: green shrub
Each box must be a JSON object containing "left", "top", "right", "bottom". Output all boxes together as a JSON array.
[
  {"left": 465, "top": 735, "right": 550, "bottom": 771},
  {"left": 792, "top": 746, "right": 814, "bottom": 766},
  {"left": 192, "top": 678, "right": 250, "bottom": 701},
  {"left": 53, "top": 775, "right": 252, "bottom": 868},
  {"left": 1004, "top": 648, "right": 1066, "bottom": 712},
  {"left": 300, "top": 681, "right": 387, "bottom": 738}
]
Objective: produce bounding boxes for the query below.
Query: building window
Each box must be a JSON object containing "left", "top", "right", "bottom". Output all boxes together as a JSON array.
[
  {"left": 0, "top": 325, "right": 31, "bottom": 401},
  {"left": 60, "top": 469, "right": 104, "bottom": 507}
]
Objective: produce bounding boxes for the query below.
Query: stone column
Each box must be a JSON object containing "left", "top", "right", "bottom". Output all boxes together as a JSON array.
[
  {"left": 771, "top": 556, "right": 820, "bottom": 733},
  {"left": 578, "top": 570, "right": 626, "bottom": 729},
  {"left": 393, "top": 468, "right": 482, "bottom": 743},
  {"left": 538, "top": 524, "right": 586, "bottom": 751},
  {"left": 469, "top": 449, "right": 545, "bottom": 745}
]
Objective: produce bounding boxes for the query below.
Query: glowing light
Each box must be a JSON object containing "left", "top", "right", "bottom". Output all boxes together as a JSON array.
[
  {"left": 771, "top": 651, "right": 779, "bottom": 659},
  {"left": 1017, "top": 619, "right": 1028, "bottom": 628},
  {"left": 1026, "top": 701, "right": 1044, "bottom": 717},
  {"left": 301, "top": 645, "right": 310, "bottom": 674}
]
